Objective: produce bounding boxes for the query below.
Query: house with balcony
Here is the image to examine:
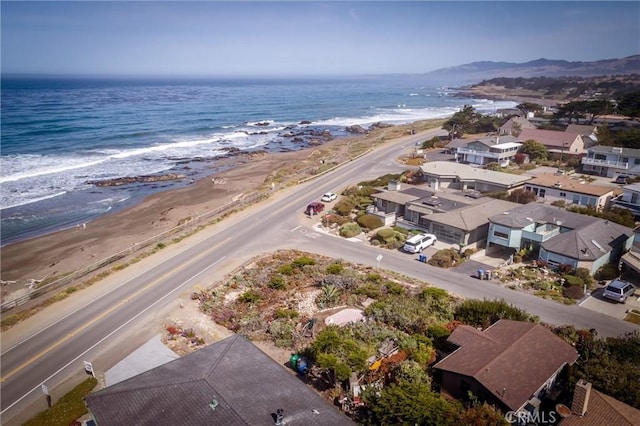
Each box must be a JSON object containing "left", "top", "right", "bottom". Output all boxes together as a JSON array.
[
  {"left": 369, "top": 182, "right": 520, "bottom": 248},
  {"left": 518, "top": 128, "right": 585, "bottom": 157},
  {"left": 455, "top": 135, "right": 521, "bottom": 167},
  {"left": 523, "top": 174, "right": 619, "bottom": 211},
  {"left": 487, "top": 203, "right": 634, "bottom": 275},
  {"left": 612, "top": 183, "right": 640, "bottom": 219},
  {"left": 581, "top": 146, "right": 640, "bottom": 178},
  {"left": 434, "top": 320, "right": 578, "bottom": 415}
]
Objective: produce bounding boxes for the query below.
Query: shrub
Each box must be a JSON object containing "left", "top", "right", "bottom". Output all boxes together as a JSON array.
[
  {"left": 326, "top": 263, "right": 344, "bottom": 274},
  {"left": 454, "top": 299, "right": 537, "bottom": 328},
  {"left": 562, "top": 285, "right": 585, "bottom": 300},
  {"left": 334, "top": 198, "right": 356, "bottom": 216},
  {"left": 367, "top": 272, "right": 382, "bottom": 283},
  {"left": 427, "top": 324, "right": 451, "bottom": 339},
  {"left": 513, "top": 153, "right": 527, "bottom": 164},
  {"left": 275, "top": 308, "right": 299, "bottom": 319},
  {"left": 385, "top": 281, "right": 406, "bottom": 295},
  {"left": 376, "top": 228, "right": 395, "bottom": 240},
  {"left": 357, "top": 214, "right": 384, "bottom": 230},
  {"left": 355, "top": 283, "right": 382, "bottom": 299},
  {"left": 428, "top": 249, "right": 462, "bottom": 268},
  {"left": 239, "top": 289, "right": 261, "bottom": 304},
  {"left": 594, "top": 263, "right": 619, "bottom": 281},
  {"left": 293, "top": 256, "right": 316, "bottom": 267},
  {"left": 512, "top": 255, "right": 523, "bottom": 264},
  {"left": 575, "top": 267, "right": 595, "bottom": 287},
  {"left": 562, "top": 274, "right": 584, "bottom": 287},
  {"left": 551, "top": 200, "right": 566, "bottom": 208},
  {"left": 340, "top": 222, "right": 362, "bottom": 238},
  {"left": 269, "top": 275, "right": 286, "bottom": 290},
  {"left": 277, "top": 264, "right": 294, "bottom": 275}
]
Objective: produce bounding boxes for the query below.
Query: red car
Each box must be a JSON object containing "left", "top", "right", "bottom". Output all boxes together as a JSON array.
[{"left": 305, "top": 202, "right": 325, "bottom": 215}]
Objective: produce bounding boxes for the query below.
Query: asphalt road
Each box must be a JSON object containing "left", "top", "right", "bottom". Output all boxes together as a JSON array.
[{"left": 1, "top": 127, "right": 637, "bottom": 423}]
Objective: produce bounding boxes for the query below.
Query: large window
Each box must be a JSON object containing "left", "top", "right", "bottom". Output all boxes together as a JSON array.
[{"left": 493, "top": 230, "right": 509, "bottom": 239}]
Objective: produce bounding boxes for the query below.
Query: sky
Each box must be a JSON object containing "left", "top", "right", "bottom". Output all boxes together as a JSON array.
[{"left": 1, "top": 1, "right": 639, "bottom": 77}]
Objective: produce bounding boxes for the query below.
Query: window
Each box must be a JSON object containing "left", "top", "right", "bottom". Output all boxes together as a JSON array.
[
  {"left": 539, "top": 189, "right": 546, "bottom": 198},
  {"left": 573, "top": 195, "right": 580, "bottom": 204},
  {"left": 559, "top": 192, "right": 567, "bottom": 197},
  {"left": 494, "top": 231, "right": 509, "bottom": 239},
  {"left": 635, "top": 158, "right": 640, "bottom": 165}
]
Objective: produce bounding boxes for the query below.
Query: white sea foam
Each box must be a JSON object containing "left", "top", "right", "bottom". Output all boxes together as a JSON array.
[{"left": 0, "top": 191, "right": 67, "bottom": 210}]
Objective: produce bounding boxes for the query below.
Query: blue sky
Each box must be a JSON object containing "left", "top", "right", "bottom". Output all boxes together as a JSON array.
[{"left": 2, "top": 1, "right": 639, "bottom": 76}]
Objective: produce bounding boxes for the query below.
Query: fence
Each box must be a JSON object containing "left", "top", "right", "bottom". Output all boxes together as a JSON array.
[{"left": 0, "top": 191, "right": 266, "bottom": 313}]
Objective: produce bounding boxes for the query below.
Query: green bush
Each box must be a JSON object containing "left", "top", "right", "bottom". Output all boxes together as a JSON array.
[
  {"left": 562, "top": 274, "right": 584, "bottom": 287},
  {"left": 277, "top": 264, "right": 294, "bottom": 275},
  {"left": 427, "top": 324, "right": 451, "bottom": 339},
  {"left": 340, "top": 222, "right": 362, "bottom": 238},
  {"left": 269, "top": 275, "right": 286, "bottom": 290},
  {"left": 575, "top": 267, "right": 595, "bottom": 287},
  {"left": 239, "top": 289, "right": 261, "bottom": 304},
  {"left": 376, "top": 228, "right": 395, "bottom": 240},
  {"left": 595, "top": 263, "right": 619, "bottom": 281},
  {"left": 385, "top": 281, "right": 406, "bottom": 295},
  {"left": 355, "top": 283, "right": 382, "bottom": 299},
  {"left": 334, "top": 198, "right": 356, "bottom": 216},
  {"left": 357, "top": 214, "right": 384, "bottom": 230},
  {"left": 24, "top": 377, "right": 98, "bottom": 426},
  {"left": 454, "top": 299, "right": 537, "bottom": 328},
  {"left": 428, "top": 249, "right": 463, "bottom": 268},
  {"left": 275, "top": 308, "right": 299, "bottom": 319},
  {"left": 293, "top": 256, "right": 316, "bottom": 267},
  {"left": 367, "top": 272, "right": 382, "bottom": 283},
  {"left": 326, "top": 263, "right": 344, "bottom": 274}
]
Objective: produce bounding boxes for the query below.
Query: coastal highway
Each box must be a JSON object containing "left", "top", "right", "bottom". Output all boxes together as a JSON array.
[{"left": 1, "top": 128, "right": 636, "bottom": 423}]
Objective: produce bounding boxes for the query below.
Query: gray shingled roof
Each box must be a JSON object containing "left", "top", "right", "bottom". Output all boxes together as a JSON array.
[
  {"left": 541, "top": 220, "right": 633, "bottom": 260},
  {"left": 425, "top": 199, "right": 520, "bottom": 231},
  {"left": 489, "top": 203, "right": 598, "bottom": 229},
  {"left": 85, "top": 335, "right": 353, "bottom": 426},
  {"left": 588, "top": 145, "right": 640, "bottom": 157}
]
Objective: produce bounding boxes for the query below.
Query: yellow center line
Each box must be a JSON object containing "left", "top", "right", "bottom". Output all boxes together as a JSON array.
[{"left": 1, "top": 237, "right": 230, "bottom": 383}]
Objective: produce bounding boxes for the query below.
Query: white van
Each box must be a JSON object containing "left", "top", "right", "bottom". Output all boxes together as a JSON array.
[{"left": 403, "top": 233, "right": 437, "bottom": 253}]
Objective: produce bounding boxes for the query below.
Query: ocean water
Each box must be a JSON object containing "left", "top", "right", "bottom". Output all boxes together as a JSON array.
[{"left": 0, "top": 76, "right": 516, "bottom": 245}]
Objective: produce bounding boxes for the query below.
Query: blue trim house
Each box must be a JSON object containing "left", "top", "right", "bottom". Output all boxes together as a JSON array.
[{"left": 487, "top": 204, "right": 634, "bottom": 275}]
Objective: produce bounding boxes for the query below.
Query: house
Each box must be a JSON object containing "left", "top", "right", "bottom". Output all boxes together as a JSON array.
[
  {"left": 581, "top": 146, "right": 640, "bottom": 178},
  {"left": 487, "top": 203, "right": 634, "bottom": 274},
  {"left": 523, "top": 174, "right": 619, "bottom": 210},
  {"left": 518, "top": 128, "right": 585, "bottom": 156},
  {"left": 455, "top": 135, "right": 522, "bottom": 167},
  {"left": 84, "top": 335, "right": 353, "bottom": 426},
  {"left": 611, "top": 183, "right": 640, "bottom": 218},
  {"left": 420, "top": 161, "right": 531, "bottom": 193},
  {"left": 566, "top": 124, "right": 598, "bottom": 147},
  {"left": 559, "top": 380, "right": 640, "bottom": 425},
  {"left": 370, "top": 183, "right": 520, "bottom": 248},
  {"left": 498, "top": 116, "right": 536, "bottom": 136},
  {"left": 434, "top": 320, "right": 578, "bottom": 414},
  {"left": 444, "top": 137, "right": 471, "bottom": 155}
]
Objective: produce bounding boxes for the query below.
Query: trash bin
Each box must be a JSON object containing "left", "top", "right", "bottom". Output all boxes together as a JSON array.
[
  {"left": 418, "top": 254, "right": 427, "bottom": 263},
  {"left": 477, "top": 269, "right": 484, "bottom": 280},
  {"left": 485, "top": 270, "right": 492, "bottom": 280}
]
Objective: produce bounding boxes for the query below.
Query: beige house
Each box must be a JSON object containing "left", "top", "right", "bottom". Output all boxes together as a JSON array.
[
  {"left": 420, "top": 161, "right": 531, "bottom": 193},
  {"left": 524, "top": 174, "right": 619, "bottom": 210},
  {"left": 519, "top": 128, "right": 585, "bottom": 156},
  {"left": 499, "top": 116, "right": 536, "bottom": 136}
]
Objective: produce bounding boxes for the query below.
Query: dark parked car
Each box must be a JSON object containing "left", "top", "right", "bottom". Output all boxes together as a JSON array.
[
  {"left": 305, "top": 202, "right": 325, "bottom": 215},
  {"left": 615, "top": 175, "right": 630, "bottom": 184}
]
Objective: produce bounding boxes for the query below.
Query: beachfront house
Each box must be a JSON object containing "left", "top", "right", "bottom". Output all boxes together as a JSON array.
[
  {"left": 581, "top": 146, "right": 640, "bottom": 178},
  {"left": 487, "top": 203, "right": 634, "bottom": 275},
  {"left": 523, "top": 174, "right": 619, "bottom": 211},
  {"left": 420, "top": 161, "right": 531, "bottom": 193},
  {"left": 434, "top": 320, "right": 578, "bottom": 415},
  {"left": 455, "top": 135, "right": 522, "bottom": 167},
  {"left": 518, "top": 128, "right": 585, "bottom": 158}
]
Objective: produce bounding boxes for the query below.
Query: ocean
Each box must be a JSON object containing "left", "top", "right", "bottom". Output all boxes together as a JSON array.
[{"left": 0, "top": 75, "right": 516, "bottom": 245}]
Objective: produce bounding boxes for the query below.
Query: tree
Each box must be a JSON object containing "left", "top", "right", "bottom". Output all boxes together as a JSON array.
[
  {"left": 506, "top": 188, "right": 537, "bottom": 204},
  {"left": 617, "top": 91, "right": 640, "bottom": 118},
  {"left": 516, "top": 102, "right": 543, "bottom": 117},
  {"left": 443, "top": 105, "right": 481, "bottom": 139},
  {"left": 519, "top": 139, "right": 548, "bottom": 161}
]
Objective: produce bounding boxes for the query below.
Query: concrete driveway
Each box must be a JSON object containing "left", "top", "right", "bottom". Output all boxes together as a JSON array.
[{"left": 579, "top": 285, "right": 640, "bottom": 321}]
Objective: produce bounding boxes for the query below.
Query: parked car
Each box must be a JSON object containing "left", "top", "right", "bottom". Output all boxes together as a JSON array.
[
  {"left": 305, "top": 202, "right": 325, "bottom": 216},
  {"left": 321, "top": 192, "right": 337, "bottom": 202},
  {"left": 603, "top": 279, "right": 635, "bottom": 303},
  {"left": 403, "top": 233, "right": 437, "bottom": 253},
  {"left": 614, "top": 175, "right": 630, "bottom": 184}
]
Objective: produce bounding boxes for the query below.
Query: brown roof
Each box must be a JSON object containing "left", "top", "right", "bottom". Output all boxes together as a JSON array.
[
  {"left": 519, "top": 128, "right": 581, "bottom": 148},
  {"left": 560, "top": 389, "right": 640, "bottom": 426},
  {"left": 434, "top": 320, "right": 578, "bottom": 411},
  {"left": 527, "top": 174, "right": 615, "bottom": 197}
]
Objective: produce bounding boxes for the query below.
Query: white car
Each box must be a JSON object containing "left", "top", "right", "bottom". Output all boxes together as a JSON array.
[
  {"left": 321, "top": 192, "right": 337, "bottom": 202},
  {"left": 403, "top": 233, "right": 437, "bottom": 253}
]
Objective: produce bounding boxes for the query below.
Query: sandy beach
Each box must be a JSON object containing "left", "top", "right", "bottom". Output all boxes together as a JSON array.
[{"left": 0, "top": 121, "right": 437, "bottom": 308}]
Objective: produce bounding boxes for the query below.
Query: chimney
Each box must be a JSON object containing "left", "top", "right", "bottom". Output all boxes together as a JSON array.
[{"left": 571, "top": 380, "right": 592, "bottom": 416}]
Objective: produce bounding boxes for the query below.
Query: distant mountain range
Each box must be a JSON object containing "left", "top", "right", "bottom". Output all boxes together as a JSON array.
[{"left": 425, "top": 55, "right": 640, "bottom": 83}]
